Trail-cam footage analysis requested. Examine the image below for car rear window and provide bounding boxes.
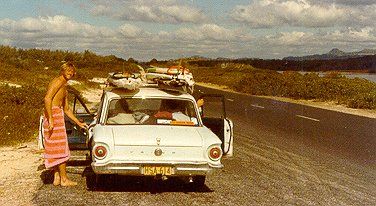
[105,98,199,126]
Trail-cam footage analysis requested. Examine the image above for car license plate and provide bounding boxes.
[143,166,173,176]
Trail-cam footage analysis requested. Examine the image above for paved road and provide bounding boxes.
[195,85,376,165]
[33,86,376,205]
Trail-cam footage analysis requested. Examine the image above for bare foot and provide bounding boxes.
[60,179,77,187]
[53,171,60,186]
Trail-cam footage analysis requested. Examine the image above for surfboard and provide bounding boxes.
[144,66,195,94]
[107,72,143,90]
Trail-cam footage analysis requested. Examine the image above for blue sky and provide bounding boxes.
[0,0,375,61]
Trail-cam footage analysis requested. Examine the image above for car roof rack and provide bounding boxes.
[105,65,195,94]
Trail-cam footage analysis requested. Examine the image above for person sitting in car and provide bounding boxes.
[107,99,136,124]
[107,98,150,124]
[154,99,190,121]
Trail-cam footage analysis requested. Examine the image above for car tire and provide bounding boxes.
[86,173,97,191]
[192,175,206,188]
[96,174,107,189]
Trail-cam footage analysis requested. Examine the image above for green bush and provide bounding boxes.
[348,91,376,109]
[0,85,45,145]
[0,46,128,146]
[1,47,375,147]
[191,63,376,110]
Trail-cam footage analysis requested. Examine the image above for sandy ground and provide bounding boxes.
[0,141,43,205]
[1,81,375,205]
[81,88,102,109]
[0,86,103,205]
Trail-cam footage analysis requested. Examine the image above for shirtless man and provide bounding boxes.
[44,62,87,186]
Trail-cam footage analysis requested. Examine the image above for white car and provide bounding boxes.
[39,85,234,188]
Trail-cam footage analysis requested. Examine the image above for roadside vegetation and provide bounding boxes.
[0,46,129,146]
[189,63,376,110]
[1,46,375,146]
[0,85,44,145]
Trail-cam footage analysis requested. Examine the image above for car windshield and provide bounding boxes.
[105,97,199,126]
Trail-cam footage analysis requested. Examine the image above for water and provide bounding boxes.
[345,73,376,83]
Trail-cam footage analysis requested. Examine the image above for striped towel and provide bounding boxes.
[43,106,70,169]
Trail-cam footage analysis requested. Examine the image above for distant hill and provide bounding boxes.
[283,48,376,61]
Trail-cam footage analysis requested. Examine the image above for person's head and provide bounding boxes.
[60,62,76,80]
[161,99,182,112]
[119,98,131,113]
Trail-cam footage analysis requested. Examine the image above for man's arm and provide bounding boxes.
[197,98,204,108]
[63,94,88,129]
[44,78,64,130]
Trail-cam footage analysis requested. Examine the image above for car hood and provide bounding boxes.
[111,125,203,147]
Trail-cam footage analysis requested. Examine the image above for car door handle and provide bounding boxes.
[73,126,88,136]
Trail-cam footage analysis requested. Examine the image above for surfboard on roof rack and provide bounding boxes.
[106,63,195,94]
[145,65,195,94]
[106,72,144,90]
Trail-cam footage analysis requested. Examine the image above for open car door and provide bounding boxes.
[65,87,95,150]
[199,94,233,157]
[38,87,95,150]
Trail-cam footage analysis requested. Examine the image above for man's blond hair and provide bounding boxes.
[60,62,76,74]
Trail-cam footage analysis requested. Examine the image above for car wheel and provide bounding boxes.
[192,175,206,188]
[96,174,107,189]
[86,173,97,191]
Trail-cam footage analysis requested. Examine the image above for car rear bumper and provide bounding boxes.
[92,161,223,176]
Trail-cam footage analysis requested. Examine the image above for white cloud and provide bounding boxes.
[230,0,375,28]
[1,15,375,60]
[175,27,204,41]
[265,31,313,46]
[0,15,246,60]
[157,5,206,23]
[89,0,208,24]
[0,15,122,54]
[119,24,144,38]
[90,4,112,16]
[175,24,252,41]
[264,28,376,46]
[256,28,376,58]
[322,27,376,43]
[312,0,376,6]
[0,15,116,39]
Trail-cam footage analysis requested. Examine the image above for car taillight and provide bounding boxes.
[94,146,107,159]
[208,146,222,161]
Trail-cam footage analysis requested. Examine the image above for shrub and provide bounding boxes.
[0,85,45,145]
[0,46,130,146]
[191,63,376,110]
[347,92,376,109]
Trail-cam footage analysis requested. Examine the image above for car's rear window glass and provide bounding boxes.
[105,98,199,126]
